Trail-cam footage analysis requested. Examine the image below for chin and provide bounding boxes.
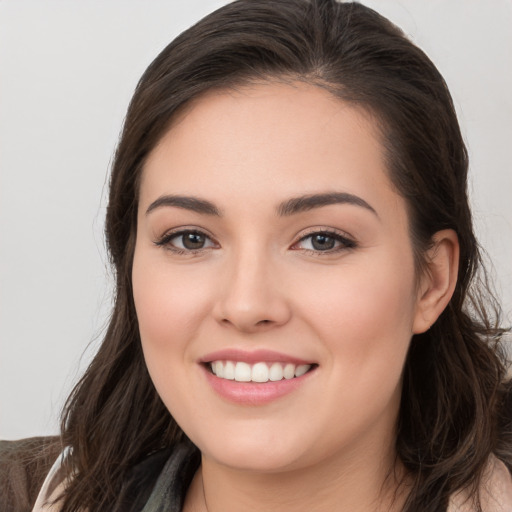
[193,428,309,473]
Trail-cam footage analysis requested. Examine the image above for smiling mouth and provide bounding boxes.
[208,361,315,383]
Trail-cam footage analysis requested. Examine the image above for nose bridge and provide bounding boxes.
[216,240,290,331]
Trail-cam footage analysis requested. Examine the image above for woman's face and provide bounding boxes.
[133,82,425,473]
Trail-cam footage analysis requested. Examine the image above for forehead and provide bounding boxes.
[140,82,401,217]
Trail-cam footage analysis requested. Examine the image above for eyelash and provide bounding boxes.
[154,228,357,256]
[292,229,357,255]
[154,229,217,256]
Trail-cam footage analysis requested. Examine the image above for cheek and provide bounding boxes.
[300,260,417,445]
[131,249,218,423]
[295,252,417,380]
[132,249,213,365]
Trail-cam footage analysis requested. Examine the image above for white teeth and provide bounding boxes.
[269,362,284,381]
[212,361,223,377]
[209,361,312,383]
[283,363,295,380]
[251,362,269,382]
[234,362,252,382]
[224,361,235,380]
[295,364,310,377]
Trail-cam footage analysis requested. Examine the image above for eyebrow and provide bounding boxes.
[145,191,377,218]
[146,195,221,216]
[277,192,378,217]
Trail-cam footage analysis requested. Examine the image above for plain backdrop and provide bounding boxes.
[1,0,511,440]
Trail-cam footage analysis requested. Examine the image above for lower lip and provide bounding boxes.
[202,365,315,405]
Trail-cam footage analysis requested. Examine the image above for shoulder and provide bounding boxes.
[0,436,61,512]
[449,456,512,512]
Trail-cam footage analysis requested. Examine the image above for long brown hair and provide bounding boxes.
[59,1,511,510]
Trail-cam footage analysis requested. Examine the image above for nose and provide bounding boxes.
[213,249,292,333]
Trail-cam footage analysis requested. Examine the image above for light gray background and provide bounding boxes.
[1,0,511,440]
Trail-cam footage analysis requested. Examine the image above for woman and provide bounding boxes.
[2,0,511,511]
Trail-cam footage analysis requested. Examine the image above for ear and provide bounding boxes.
[412,229,460,334]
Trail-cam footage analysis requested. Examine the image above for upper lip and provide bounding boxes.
[199,349,314,365]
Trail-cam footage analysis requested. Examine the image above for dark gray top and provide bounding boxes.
[113,442,200,512]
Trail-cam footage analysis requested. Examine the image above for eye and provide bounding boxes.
[155,229,217,253]
[292,230,356,253]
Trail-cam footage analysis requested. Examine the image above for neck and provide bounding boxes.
[187,440,408,512]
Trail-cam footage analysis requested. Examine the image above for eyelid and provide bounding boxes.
[153,225,356,255]
[153,227,218,254]
[291,227,357,253]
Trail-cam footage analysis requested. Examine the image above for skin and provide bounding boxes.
[132,82,458,512]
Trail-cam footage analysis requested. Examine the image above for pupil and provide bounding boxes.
[312,234,335,250]
[183,232,205,249]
